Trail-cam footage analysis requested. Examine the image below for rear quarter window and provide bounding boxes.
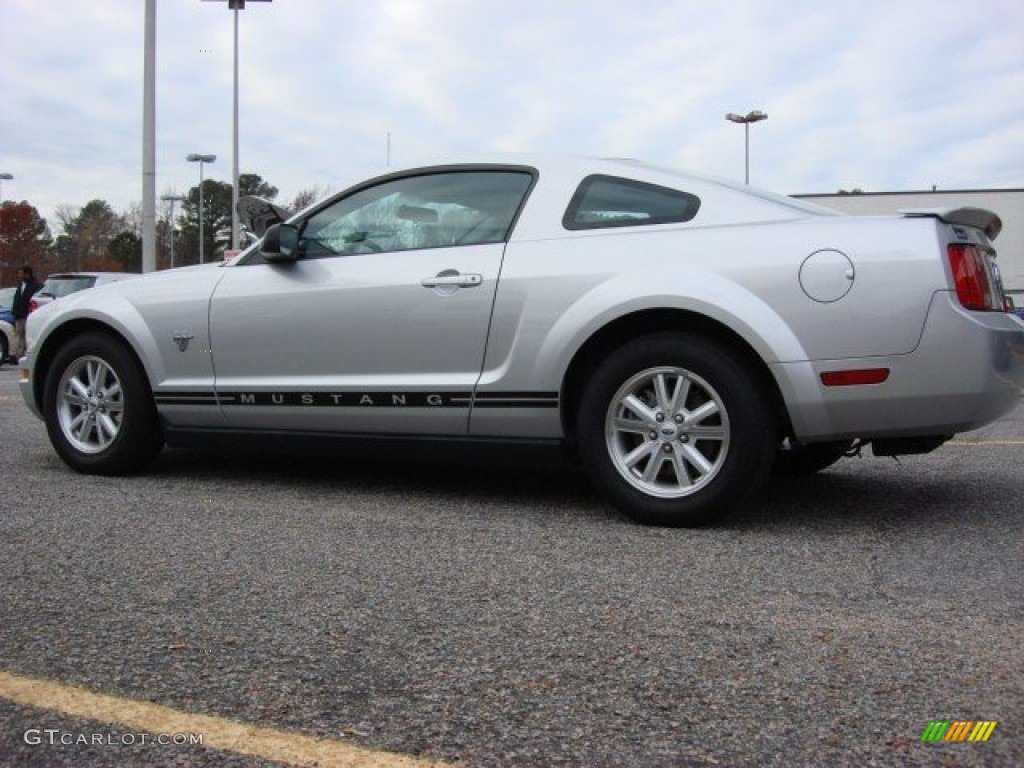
[563,175,700,230]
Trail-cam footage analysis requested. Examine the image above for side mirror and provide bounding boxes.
[261,223,300,263]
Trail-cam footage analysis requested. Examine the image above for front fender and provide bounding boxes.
[26,266,227,400]
[31,299,169,387]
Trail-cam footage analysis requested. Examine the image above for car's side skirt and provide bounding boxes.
[162,426,573,469]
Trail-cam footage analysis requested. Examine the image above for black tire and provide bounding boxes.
[576,332,777,526]
[772,440,853,476]
[0,331,8,363]
[43,332,163,475]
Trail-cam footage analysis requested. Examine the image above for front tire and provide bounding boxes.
[577,333,777,526]
[44,332,163,475]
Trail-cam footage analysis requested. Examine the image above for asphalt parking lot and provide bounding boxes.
[0,364,1021,767]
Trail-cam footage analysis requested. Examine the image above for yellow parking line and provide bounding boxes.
[0,670,450,768]
[948,440,1024,446]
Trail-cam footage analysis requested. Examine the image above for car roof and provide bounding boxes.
[337,153,839,218]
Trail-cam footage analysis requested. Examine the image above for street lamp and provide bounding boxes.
[202,0,272,252]
[187,154,216,263]
[160,194,186,269]
[0,173,12,201]
[725,110,768,184]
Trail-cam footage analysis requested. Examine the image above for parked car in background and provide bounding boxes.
[1007,289,1024,321]
[18,156,1024,526]
[1,287,17,362]
[29,272,139,313]
[0,286,15,322]
[0,319,12,363]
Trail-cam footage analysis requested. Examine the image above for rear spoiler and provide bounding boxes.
[900,207,1002,240]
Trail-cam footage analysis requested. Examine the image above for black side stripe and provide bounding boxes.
[472,392,559,408]
[153,393,219,405]
[154,390,559,408]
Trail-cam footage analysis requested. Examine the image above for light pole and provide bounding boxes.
[0,173,12,201]
[160,194,186,269]
[142,0,156,273]
[187,154,216,263]
[725,110,768,184]
[202,0,272,252]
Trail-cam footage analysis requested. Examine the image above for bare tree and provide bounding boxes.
[54,204,80,236]
[120,200,143,236]
[288,184,333,213]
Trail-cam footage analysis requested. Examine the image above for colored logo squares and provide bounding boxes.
[921,721,997,742]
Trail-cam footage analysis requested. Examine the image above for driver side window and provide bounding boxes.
[299,170,534,258]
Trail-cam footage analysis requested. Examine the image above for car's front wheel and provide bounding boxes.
[43,332,163,475]
[577,333,777,526]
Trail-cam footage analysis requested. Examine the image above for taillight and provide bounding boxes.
[28,298,38,313]
[821,368,890,387]
[947,244,995,310]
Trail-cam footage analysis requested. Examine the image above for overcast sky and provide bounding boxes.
[2,0,1023,232]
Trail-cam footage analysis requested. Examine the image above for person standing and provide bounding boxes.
[10,265,43,364]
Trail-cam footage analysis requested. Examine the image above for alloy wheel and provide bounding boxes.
[56,355,125,454]
[604,366,730,498]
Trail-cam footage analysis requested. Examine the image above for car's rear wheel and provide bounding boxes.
[577,333,777,526]
[44,332,163,474]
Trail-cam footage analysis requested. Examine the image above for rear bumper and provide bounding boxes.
[776,292,1024,442]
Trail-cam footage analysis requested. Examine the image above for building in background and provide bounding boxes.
[795,188,1024,290]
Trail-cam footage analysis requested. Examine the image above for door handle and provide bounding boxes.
[420,271,483,288]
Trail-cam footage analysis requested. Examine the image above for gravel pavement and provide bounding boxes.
[0,364,1021,767]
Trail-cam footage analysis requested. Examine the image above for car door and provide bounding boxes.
[209,168,535,435]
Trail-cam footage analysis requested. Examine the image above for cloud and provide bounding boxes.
[1,0,1022,230]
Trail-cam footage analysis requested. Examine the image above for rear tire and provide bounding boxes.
[43,332,163,475]
[577,333,777,526]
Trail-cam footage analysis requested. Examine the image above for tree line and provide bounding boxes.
[0,175,331,286]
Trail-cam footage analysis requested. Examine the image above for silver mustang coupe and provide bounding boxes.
[19,156,1024,525]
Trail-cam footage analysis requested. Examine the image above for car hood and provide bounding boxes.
[44,261,222,304]
[27,262,229,342]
